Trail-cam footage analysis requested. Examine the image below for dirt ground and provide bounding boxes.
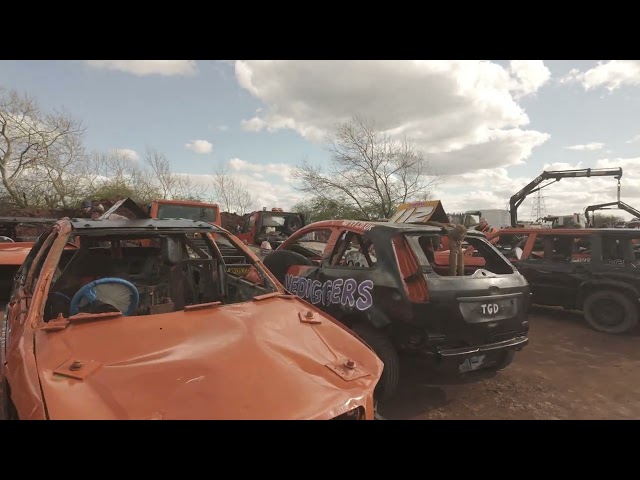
[378,306,640,420]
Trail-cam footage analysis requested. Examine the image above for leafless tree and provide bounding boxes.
[84,150,162,204]
[144,146,206,200]
[0,87,85,208]
[293,116,442,219]
[235,187,253,215]
[212,161,254,214]
[42,131,89,208]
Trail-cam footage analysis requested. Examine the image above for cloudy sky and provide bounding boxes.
[1,60,639,220]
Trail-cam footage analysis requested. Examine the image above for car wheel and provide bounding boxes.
[583,290,639,334]
[351,323,400,403]
[262,250,313,285]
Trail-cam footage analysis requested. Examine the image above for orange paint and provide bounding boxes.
[2,218,383,420]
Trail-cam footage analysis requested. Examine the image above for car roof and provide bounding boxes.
[299,219,486,237]
[489,227,640,236]
[62,217,221,234]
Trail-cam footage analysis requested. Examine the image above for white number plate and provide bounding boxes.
[480,303,500,315]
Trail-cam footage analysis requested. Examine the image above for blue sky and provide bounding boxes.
[1,60,639,219]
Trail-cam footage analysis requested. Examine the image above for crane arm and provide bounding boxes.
[584,201,640,226]
[509,167,623,227]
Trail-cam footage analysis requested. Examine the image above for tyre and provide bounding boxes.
[351,323,400,402]
[583,290,639,334]
[262,250,313,285]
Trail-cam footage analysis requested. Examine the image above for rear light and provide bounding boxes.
[391,235,429,303]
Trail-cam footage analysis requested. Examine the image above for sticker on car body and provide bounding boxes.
[284,274,374,310]
[340,220,375,231]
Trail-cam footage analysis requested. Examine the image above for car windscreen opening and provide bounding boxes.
[42,230,277,322]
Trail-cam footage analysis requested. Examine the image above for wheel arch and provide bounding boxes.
[578,280,640,309]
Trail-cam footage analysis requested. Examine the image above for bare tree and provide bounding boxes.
[293,116,442,219]
[144,146,206,200]
[235,187,253,215]
[41,131,88,208]
[0,87,85,208]
[84,151,162,204]
[212,161,254,214]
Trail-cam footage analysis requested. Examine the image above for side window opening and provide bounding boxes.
[542,235,591,263]
[601,235,637,264]
[528,234,545,260]
[3,229,52,302]
[494,233,529,261]
[329,231,376,268]
[287,228,332,262]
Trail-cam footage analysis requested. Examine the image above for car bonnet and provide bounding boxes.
[31,296,382,420]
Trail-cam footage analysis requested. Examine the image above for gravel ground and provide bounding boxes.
[378,306,640,420]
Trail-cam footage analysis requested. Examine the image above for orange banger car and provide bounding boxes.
[0,216,383,420]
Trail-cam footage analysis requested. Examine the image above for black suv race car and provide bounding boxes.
[487,227,640,334]
[264,219,530,400]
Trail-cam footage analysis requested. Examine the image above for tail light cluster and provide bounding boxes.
[391,235,429,303]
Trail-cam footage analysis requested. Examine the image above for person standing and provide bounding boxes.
[475,217,496,235]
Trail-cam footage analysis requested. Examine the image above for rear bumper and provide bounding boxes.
[437,335,528,358]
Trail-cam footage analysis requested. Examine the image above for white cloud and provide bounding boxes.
[185,140,213,154]
[176,158,305,211]
[111,148,140,160]
[560,61,640,92]
[234,60,551,175]
[508,60,552,98]
[559,68,582,85]
[217,125,229,132]
[626,134,640,144]
[228,157,294,183]
[85,60,197,77]
[565,142,605,151]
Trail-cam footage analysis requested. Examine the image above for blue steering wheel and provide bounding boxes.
[70,277,139,316]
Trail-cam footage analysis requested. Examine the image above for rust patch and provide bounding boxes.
[53,358,102,380]
[326,360,370,381]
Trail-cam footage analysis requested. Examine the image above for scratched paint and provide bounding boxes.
[284,274,374,310]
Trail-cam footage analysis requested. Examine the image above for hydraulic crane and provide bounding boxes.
[509,167,623,228]
[584,201,640,227]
